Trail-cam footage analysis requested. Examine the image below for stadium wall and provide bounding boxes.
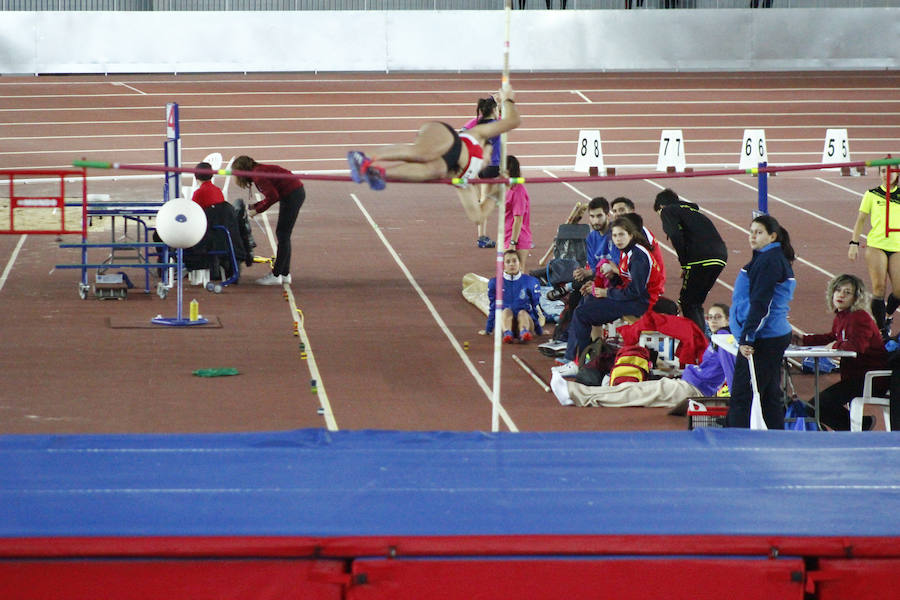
[0,8,898,74]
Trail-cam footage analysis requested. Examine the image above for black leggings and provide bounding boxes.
[272,187,305,277]
[680,262,725,335]
[814,377,887,431]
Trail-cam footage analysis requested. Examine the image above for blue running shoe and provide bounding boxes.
[365,165,387,191]
[347,151,368,184]
[476,235,496,249]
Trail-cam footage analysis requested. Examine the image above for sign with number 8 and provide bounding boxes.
[574,129,604,173]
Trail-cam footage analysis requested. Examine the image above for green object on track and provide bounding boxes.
[192,368,240,377]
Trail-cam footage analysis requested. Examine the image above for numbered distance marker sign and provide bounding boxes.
[656,129,686,172]
[739,129,768,169]
[821,128,851,165]
[166,102,179,141]
[574,129,604,173]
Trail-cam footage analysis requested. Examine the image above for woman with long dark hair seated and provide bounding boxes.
[553,216,664,379]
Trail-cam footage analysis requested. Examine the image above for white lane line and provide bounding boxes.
[16,133,885,146]
[4,88,897,103]
[1,75,893,89]
[258,212,338,431]
[540,169,595,200]
[0,73,891,87]
[3,119,894,132]
[111,82,146,95]
[0,235,27,293]
[815,176,868,196]
[728,177,862,240]
[350,193,519,433]
[572,90,592,103]
[3,103,899,115]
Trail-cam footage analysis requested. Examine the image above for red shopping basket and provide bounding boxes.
[687,400,728,430]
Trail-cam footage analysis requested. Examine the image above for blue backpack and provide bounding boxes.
[784,399,818,431]
[800,356,838,374]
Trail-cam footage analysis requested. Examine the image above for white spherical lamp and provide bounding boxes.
[155,198,207,248]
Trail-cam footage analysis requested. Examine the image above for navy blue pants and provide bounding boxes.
[727,333,791,429]
[564,295,648,361]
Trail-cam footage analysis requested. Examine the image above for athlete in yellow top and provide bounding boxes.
[849,165,900,337]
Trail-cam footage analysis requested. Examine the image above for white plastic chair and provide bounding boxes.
[849,369,892,431]
[220,155,236,201]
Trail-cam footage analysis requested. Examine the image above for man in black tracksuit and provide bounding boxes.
[653,189,728,336]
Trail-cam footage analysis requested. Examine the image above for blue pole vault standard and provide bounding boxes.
[164,102,180,202]
[757,161,768,215]
[155,104,205,327]
[151,248,208,327]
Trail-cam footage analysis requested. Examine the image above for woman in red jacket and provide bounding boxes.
[232,155,305,286]
[795,273,887,430]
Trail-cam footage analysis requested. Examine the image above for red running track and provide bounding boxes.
[0,71,898,434]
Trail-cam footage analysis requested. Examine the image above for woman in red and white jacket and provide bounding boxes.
[554,216,664,377]
[794,273,887,430]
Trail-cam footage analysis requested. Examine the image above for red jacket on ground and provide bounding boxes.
[619,312,708,367]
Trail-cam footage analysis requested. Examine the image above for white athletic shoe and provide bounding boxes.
[551,361,579,379]
[255,273,282,286]
[281,274,292,284]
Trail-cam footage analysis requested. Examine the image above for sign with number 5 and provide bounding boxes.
[821,128,850,165]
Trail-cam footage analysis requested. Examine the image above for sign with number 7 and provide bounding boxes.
[657,129,686,172]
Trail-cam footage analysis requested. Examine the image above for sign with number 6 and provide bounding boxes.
[739,129,768,169]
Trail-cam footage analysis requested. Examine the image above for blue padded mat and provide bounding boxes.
[2,428,899,538]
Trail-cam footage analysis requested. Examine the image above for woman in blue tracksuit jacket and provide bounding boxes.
[728,214,797,428]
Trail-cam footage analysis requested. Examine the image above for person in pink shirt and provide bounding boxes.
[504,155,533,271]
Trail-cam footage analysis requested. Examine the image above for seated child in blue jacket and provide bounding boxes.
[482,249,544,343]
